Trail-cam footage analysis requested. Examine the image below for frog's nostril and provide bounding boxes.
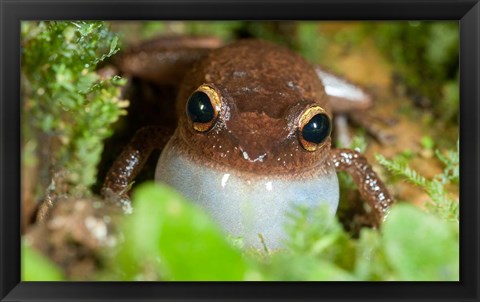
[239,147,267,163]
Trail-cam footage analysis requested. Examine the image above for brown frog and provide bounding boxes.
[103,38,393,249]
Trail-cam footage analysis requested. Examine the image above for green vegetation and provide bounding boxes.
[376,141,459,222]
[105,184,251,281]
[22,242,65,281]
[21,21,128,195]
[101,176,458,281]
[22,176,459,281]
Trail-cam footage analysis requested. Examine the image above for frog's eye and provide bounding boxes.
[298,106,331,151]
[186,84,221,132]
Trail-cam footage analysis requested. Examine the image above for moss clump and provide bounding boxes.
[22,21,128,195]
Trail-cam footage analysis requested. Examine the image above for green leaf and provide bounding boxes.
[119,183,250,281]
[421,135,435,150]
[382,204,459,280]
[264,254,356,281]
[109,36,119,55]
[22,242,64,281]
[310,260,357,281]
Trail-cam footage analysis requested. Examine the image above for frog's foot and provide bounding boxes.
[102,187,133,215]
[349,111,397,145]
[333,112,396,148]
[370,114,399,127]
[331,148,394,227]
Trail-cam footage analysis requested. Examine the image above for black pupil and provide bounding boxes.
[302,114,330,144]
[186,91,215,123]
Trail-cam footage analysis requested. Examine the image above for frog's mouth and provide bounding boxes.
[154,136,339,250]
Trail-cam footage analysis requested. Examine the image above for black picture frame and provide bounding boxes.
[1,0,479,301]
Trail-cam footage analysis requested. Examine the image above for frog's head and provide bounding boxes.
[175,39,333,175]
[156,40,339,248]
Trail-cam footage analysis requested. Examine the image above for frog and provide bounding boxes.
[102,37,394,249]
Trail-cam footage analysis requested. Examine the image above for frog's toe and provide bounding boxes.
[102,187,133,215]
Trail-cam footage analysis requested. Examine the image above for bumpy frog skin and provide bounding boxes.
[103,39,393,249]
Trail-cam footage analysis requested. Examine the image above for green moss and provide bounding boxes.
[22,21,128,194]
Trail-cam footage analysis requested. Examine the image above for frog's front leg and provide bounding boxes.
[331,148,394,226]
[102,126,173,202]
